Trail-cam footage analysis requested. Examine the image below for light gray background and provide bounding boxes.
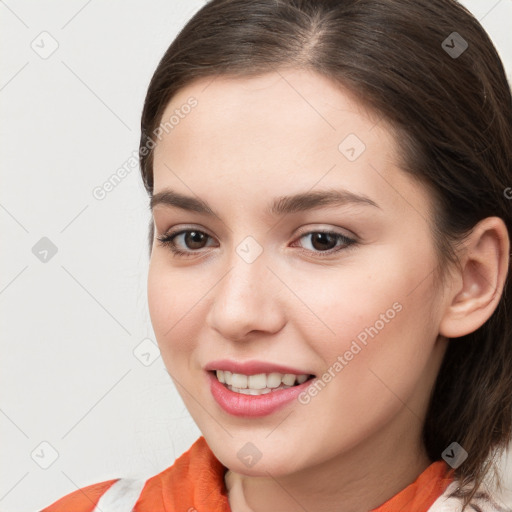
[1,1,511,511]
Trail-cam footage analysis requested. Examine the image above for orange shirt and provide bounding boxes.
[41,436,454,512]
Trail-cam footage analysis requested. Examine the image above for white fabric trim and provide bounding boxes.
[92,478,147,512]
[428,480,510,512]
[428,482,467,512]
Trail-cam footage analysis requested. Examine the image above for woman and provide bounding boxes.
[40,0,512,510]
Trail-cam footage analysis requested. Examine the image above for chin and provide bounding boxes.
[207,438,303,477]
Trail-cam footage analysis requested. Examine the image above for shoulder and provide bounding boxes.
[38,437,228,512]
[39,478,119,512]
[39,477,154,511]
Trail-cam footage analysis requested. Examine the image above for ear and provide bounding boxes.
[439,217,510,338]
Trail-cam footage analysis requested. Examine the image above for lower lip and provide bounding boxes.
[207,371,315,417]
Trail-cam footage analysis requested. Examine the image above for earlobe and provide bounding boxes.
[438,217,510,339]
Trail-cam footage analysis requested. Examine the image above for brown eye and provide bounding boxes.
[156,229,215,257]
[156,228,356,259]
[295,230,356,255]
[183,230,208,250]
[309,232,339,251]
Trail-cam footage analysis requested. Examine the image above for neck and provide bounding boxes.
[225,408,432,512]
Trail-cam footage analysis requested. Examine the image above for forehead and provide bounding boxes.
[154,69,393,170]
[151,69,431,220]
[157,69,383,147]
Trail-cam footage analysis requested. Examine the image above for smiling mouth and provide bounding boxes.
[209,370,316,395]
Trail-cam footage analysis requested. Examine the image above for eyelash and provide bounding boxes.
[155,228,357,259]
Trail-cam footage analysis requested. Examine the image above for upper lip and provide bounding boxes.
[204,359,315,376]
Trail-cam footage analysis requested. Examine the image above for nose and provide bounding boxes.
[205,247,286,342]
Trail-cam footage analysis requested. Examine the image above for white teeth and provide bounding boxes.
[215,370,311,392]
[248,374,267,390]
[266,372,283,388]
[231,373,248,388]
[297,374,308,384]
[282,373,297,386]
[229,385,290,395]
[232,387,272,395]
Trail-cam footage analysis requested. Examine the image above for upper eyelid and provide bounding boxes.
[161,224,356,239]
[161,226,357,248]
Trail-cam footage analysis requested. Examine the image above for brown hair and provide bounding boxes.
[139,0,512,508]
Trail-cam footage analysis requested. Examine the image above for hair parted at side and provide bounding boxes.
[139,0,512,508]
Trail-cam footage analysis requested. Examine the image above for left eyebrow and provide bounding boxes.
[150,188,380,217]
[268,189,380,216]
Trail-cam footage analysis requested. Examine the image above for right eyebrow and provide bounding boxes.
[150,187,380,218]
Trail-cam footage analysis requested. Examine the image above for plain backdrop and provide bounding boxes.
[1,1,511,510]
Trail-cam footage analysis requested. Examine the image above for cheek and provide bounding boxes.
[298,251,440,426]
[297,242,438,370]
[286,258,410,357]
[304,237,439,351]
[147,259,203,368]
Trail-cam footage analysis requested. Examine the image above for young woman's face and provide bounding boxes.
[148,69,450,476]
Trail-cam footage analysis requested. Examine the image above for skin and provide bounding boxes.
[147,68,509,512]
